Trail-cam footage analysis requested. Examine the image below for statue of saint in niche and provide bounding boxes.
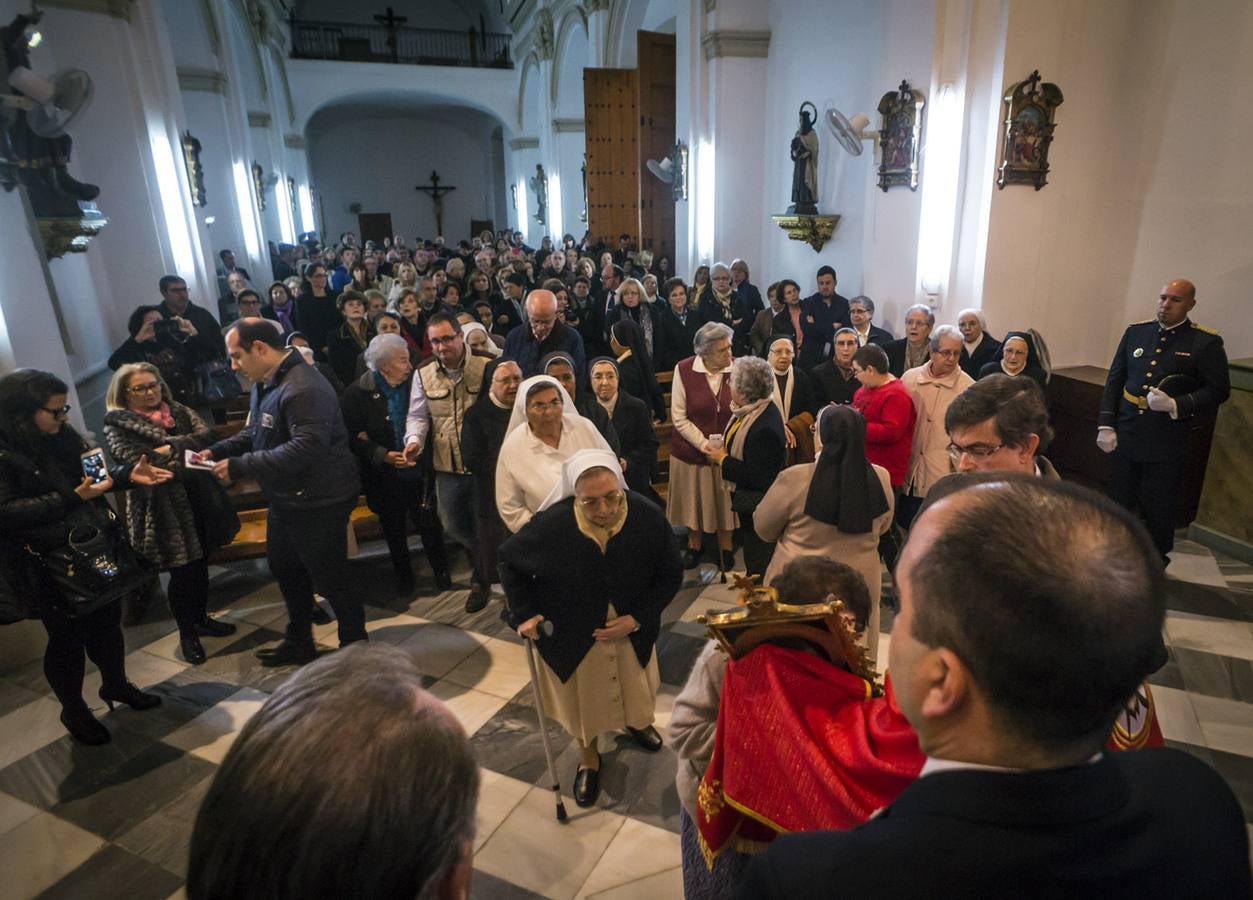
[530,163,547,226]
[788,101,819,215]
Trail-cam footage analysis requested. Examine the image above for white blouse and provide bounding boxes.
[495,416,612,532]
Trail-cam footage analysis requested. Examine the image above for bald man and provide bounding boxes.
[503,288,587,377]
[1098,279,1230,563]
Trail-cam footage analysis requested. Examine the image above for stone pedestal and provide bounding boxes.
[1191,358,1253,562]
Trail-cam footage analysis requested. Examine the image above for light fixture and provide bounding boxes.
[696,138,715,261]
[204,215,216,225]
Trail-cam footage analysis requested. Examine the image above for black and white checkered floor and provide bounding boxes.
[1,535,1250,899]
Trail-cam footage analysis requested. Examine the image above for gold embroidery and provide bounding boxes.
[697,777,725,820]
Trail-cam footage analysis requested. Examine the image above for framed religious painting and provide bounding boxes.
[997,70,1064,190]
[251,161,266,210]
[181,131,206,206]
[876,80,924,191]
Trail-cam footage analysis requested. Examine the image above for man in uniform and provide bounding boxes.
[1098,278,1229,564]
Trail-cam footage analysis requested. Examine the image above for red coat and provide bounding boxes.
[852,379,916,487]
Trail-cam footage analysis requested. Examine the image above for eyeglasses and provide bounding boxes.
[127,382,161,395]
[429,335,459,345]
[946,441,1003,461]
[577,490,624,510]
[493,375,523,386]
[41,403,71,417]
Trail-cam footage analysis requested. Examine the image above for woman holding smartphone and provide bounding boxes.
[103,364,239,667]
[0,369,172,745]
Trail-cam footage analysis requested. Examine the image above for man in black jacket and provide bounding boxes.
[198,319,366,665]
[738,477,1249,898]
[157,275,225,362]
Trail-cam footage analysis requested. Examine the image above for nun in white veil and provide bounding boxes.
[495,375,613,533]
[497,448,685,807]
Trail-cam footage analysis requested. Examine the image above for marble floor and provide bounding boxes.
[0,534,1250,899]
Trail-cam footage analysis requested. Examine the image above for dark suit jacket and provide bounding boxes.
[737,748,1250,899]
[960,333,1003,379]
[863,324,894,346]
[607,391,660,499]
[720,404,787,505]
[655,306,702,373]
[883,337,929,378]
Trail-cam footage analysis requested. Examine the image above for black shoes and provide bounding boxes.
[720,550,737,572]
[180,634,207,665]
[625,725,664,753]
[194,617,237,638]
[574,763,601,808]
[61,706,110,745]
[681,549,701,569]
[256,640,317,668]
[465,584,490,614]
[99,682,162,712]
[434,570,454,592]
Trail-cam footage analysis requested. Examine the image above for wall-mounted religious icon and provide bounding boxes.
[181,131,206,206]
[876,80,925,192]
[530,163,547,225]
[788,101,819,215]
[997,70,1064,190]
[251,161,266,211]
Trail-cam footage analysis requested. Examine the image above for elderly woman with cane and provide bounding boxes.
[498,449,683,808]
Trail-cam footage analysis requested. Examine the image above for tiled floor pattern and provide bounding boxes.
[0,535,1250,898]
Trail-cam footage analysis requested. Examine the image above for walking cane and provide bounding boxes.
[710,456,729,584]
[522,619,568,822]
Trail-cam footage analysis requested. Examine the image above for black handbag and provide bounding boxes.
[196,358,242,404]
[26,503,154,618]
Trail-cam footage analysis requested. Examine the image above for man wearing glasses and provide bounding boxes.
[157,274,226,360]
[943,373,1058,478]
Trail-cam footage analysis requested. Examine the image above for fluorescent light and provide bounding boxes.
[547,172,562,241]
[696,139,716,262]
[916,84,963,299]
[204,216,216,225]
[232,161,261,261]
[149,129,196,277]
[517,175,529,233]
[298,184,315,233]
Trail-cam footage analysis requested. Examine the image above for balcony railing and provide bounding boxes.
[290,19,513,69]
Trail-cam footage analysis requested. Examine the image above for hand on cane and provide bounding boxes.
[517,614,545,640]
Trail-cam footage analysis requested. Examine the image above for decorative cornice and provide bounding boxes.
[701,30,771,60]
[177,67,228,94]
[509,137,540,151]
[284,134,305,150]
[38,0,134,21]
[552,118,585,133]
[247,111,272,128]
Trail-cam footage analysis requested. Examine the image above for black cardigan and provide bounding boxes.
[720,403,787,502]
[497,494,683,682]
[459,396,512,518]
[608,391,660,498]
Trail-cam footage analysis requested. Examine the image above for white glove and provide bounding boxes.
[1146,388,1177,417]
[1096,427,1118,454]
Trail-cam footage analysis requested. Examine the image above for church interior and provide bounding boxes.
[0,0,1250,897]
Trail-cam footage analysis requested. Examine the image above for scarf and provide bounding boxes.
[142,402,176,431]
[573,493,629,554]
[345,319,369,351]
[711,286,734,321]
[373,371,408,450]
[804,404,890,532]
[723,397,771,489]
[271,302,294,334]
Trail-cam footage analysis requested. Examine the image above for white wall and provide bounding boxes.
[307,107,507,241]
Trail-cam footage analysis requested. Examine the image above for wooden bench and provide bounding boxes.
[210,500,382,564]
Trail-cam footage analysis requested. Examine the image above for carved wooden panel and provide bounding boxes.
[584,67,640,248]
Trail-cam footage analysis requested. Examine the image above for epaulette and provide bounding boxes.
[1130,319,1155,326]
[1191,322,1220,335]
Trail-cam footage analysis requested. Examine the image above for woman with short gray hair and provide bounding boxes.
[702,355,787,577]
[697,262,748,355]
[340,334,451,594]
[668,321,737,569]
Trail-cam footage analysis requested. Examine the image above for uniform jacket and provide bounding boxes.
[1100,318,1230,461]
[208,349,360,509]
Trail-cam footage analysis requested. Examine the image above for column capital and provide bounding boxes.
[552,118,585,133]
[247,111,272,128]
[701,30,771,61]
[177,67,228,94]
[509,137,541,151]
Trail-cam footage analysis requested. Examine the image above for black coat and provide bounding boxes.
[326,321,373,387]
[960,334,1003,379]
[614,350,667,421]
[574,392,621,456]
[607,391,660,499]
[737,748,1251,899]
[883,338,929,378]
[340,371,429,515]
[654,306,701,374]
[771,308,827,370]
[734,281,764,315]
[295,291,340,356]
[697,292,751,355]
[721,404,787,506]
[863,324,895,346]
[158,299,225,362]
[208,350,360,510]
[460,395,512,518]
[809,360,859,406]
[498,493,683,682]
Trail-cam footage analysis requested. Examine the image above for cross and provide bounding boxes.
[373,6,408,62]
[415,170,456,236]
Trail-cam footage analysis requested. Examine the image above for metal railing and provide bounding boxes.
[290,19,513,69]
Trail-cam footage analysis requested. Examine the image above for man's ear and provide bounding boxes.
[918,648,971,721]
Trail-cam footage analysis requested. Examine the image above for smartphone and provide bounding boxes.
[80,448,109,485]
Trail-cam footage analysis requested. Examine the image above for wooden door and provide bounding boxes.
[470,218,495,239]
[357,212,393,246]
[637,31,676,259]
[584,68,639,249]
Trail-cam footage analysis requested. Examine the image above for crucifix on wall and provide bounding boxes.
[415,170,456,236]
[373,6,408,63]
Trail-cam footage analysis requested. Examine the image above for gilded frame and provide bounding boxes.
[181,131,206,207]
[997,70,1064,190]
[876,80,924,192]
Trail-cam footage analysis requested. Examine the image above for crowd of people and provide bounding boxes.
[0,218,1242,896]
